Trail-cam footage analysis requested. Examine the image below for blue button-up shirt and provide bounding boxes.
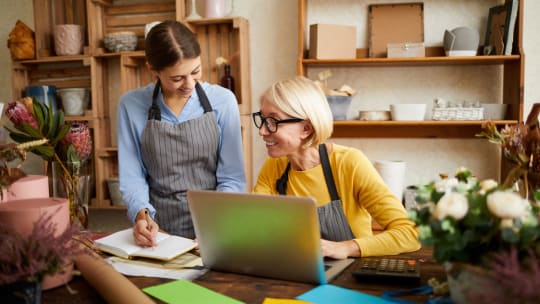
[117,82,246,223]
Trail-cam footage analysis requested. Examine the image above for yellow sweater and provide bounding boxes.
[253,143,420,257]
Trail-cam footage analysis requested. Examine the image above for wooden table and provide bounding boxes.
[42,247,446,303]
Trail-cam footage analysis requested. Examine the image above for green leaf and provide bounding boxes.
[46,109,60,139]
[534,189,540,202]
[8,131,34,143]
[66,145,81,168]
[51,124,70,146]
[46,101,56,138]
[501,227,520,243]
[32,99,46,133]
[20,122,42,139]
[31,145,55,160]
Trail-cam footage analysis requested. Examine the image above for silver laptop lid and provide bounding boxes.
[187,190,327,284]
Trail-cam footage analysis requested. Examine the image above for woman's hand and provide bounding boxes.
[321,239,361,259]
[133,209,159,247]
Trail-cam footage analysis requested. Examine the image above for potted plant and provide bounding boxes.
[409,167,540,303]
[0,140,89,303]
[0,211,88,304]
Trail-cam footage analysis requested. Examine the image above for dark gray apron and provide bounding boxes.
[276,144,355,241]
[141,81,218,238]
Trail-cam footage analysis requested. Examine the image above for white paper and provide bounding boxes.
[105,256,207,280]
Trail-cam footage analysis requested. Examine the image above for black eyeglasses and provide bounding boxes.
[252,111,304,133]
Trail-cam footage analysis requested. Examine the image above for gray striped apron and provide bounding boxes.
[276,144,355,241]
[141,82,218,238]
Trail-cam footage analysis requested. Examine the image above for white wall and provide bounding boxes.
[1,0,539,187]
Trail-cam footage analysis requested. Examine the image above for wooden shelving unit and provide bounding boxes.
[297,0,525,138]
[11,0,252,209]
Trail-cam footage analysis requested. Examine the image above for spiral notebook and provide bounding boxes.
[187,190,354,284]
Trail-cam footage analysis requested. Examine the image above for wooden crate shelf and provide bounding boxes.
[87,0,184,54]
[33,0,87,59]
[14,0,252,209]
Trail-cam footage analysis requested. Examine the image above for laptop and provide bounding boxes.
[187,190,354,284]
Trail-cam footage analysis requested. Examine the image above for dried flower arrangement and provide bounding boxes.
[476,104,540,197]
[0,210,89,285]
[3,97,92,227]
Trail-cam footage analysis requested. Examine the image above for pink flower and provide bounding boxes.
[61,121,92,162]
[5,101,38,130]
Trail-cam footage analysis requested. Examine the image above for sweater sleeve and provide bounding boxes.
[334,147,421,256]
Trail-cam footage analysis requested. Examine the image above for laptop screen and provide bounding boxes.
[187,190,330,284]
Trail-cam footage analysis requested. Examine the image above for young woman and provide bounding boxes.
[252,76,420,259]
[117,21,246,246]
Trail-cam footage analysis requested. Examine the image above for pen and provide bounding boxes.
[144,209,156,249]
[144,209,151,230]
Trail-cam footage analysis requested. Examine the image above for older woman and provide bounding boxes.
[252,76,420,259]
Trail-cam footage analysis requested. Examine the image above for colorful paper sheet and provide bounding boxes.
[142,279,244,304]
[263,298,312,304]
[296,284,394,304]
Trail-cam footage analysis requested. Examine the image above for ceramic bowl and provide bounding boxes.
[358,110,391,121]
[103,31,138,52]
[326,95,352,120]
[390,104,426,121]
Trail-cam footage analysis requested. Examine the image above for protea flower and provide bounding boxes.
[5,100,39,130]
[61,121,92,162]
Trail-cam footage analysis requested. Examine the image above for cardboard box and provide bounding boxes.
[309,24,356,59]
[368,3,424,58]
[387,42,425,58]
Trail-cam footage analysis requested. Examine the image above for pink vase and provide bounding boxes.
[54,24,83,56]
[0,195,73,290]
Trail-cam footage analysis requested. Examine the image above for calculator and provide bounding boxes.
[352,257,421,284]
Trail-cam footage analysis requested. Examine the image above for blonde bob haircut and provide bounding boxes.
[260,76,333,148]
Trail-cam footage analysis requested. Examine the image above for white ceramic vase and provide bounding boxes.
[58,88,89,115]
[204,0,232,18]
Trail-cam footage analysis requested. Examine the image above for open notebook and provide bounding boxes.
[187,190,354,284]
[94,228,197,261]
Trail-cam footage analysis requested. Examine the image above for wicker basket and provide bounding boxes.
[432,107,484,121]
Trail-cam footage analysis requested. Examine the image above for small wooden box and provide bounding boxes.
[387,42,425,58]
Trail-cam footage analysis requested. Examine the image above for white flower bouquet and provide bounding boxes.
[409,167,540,265]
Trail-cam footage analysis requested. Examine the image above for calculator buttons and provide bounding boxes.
[353,258,421,283]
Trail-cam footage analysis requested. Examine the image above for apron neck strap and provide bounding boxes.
[148,81,213,121]
[148,79,162,121]
[195,82,212,113]
[275,144,339,201]
[275,163,291,195]
[319,144,340,201]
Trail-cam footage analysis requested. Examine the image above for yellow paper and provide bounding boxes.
[262,298,312,304]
